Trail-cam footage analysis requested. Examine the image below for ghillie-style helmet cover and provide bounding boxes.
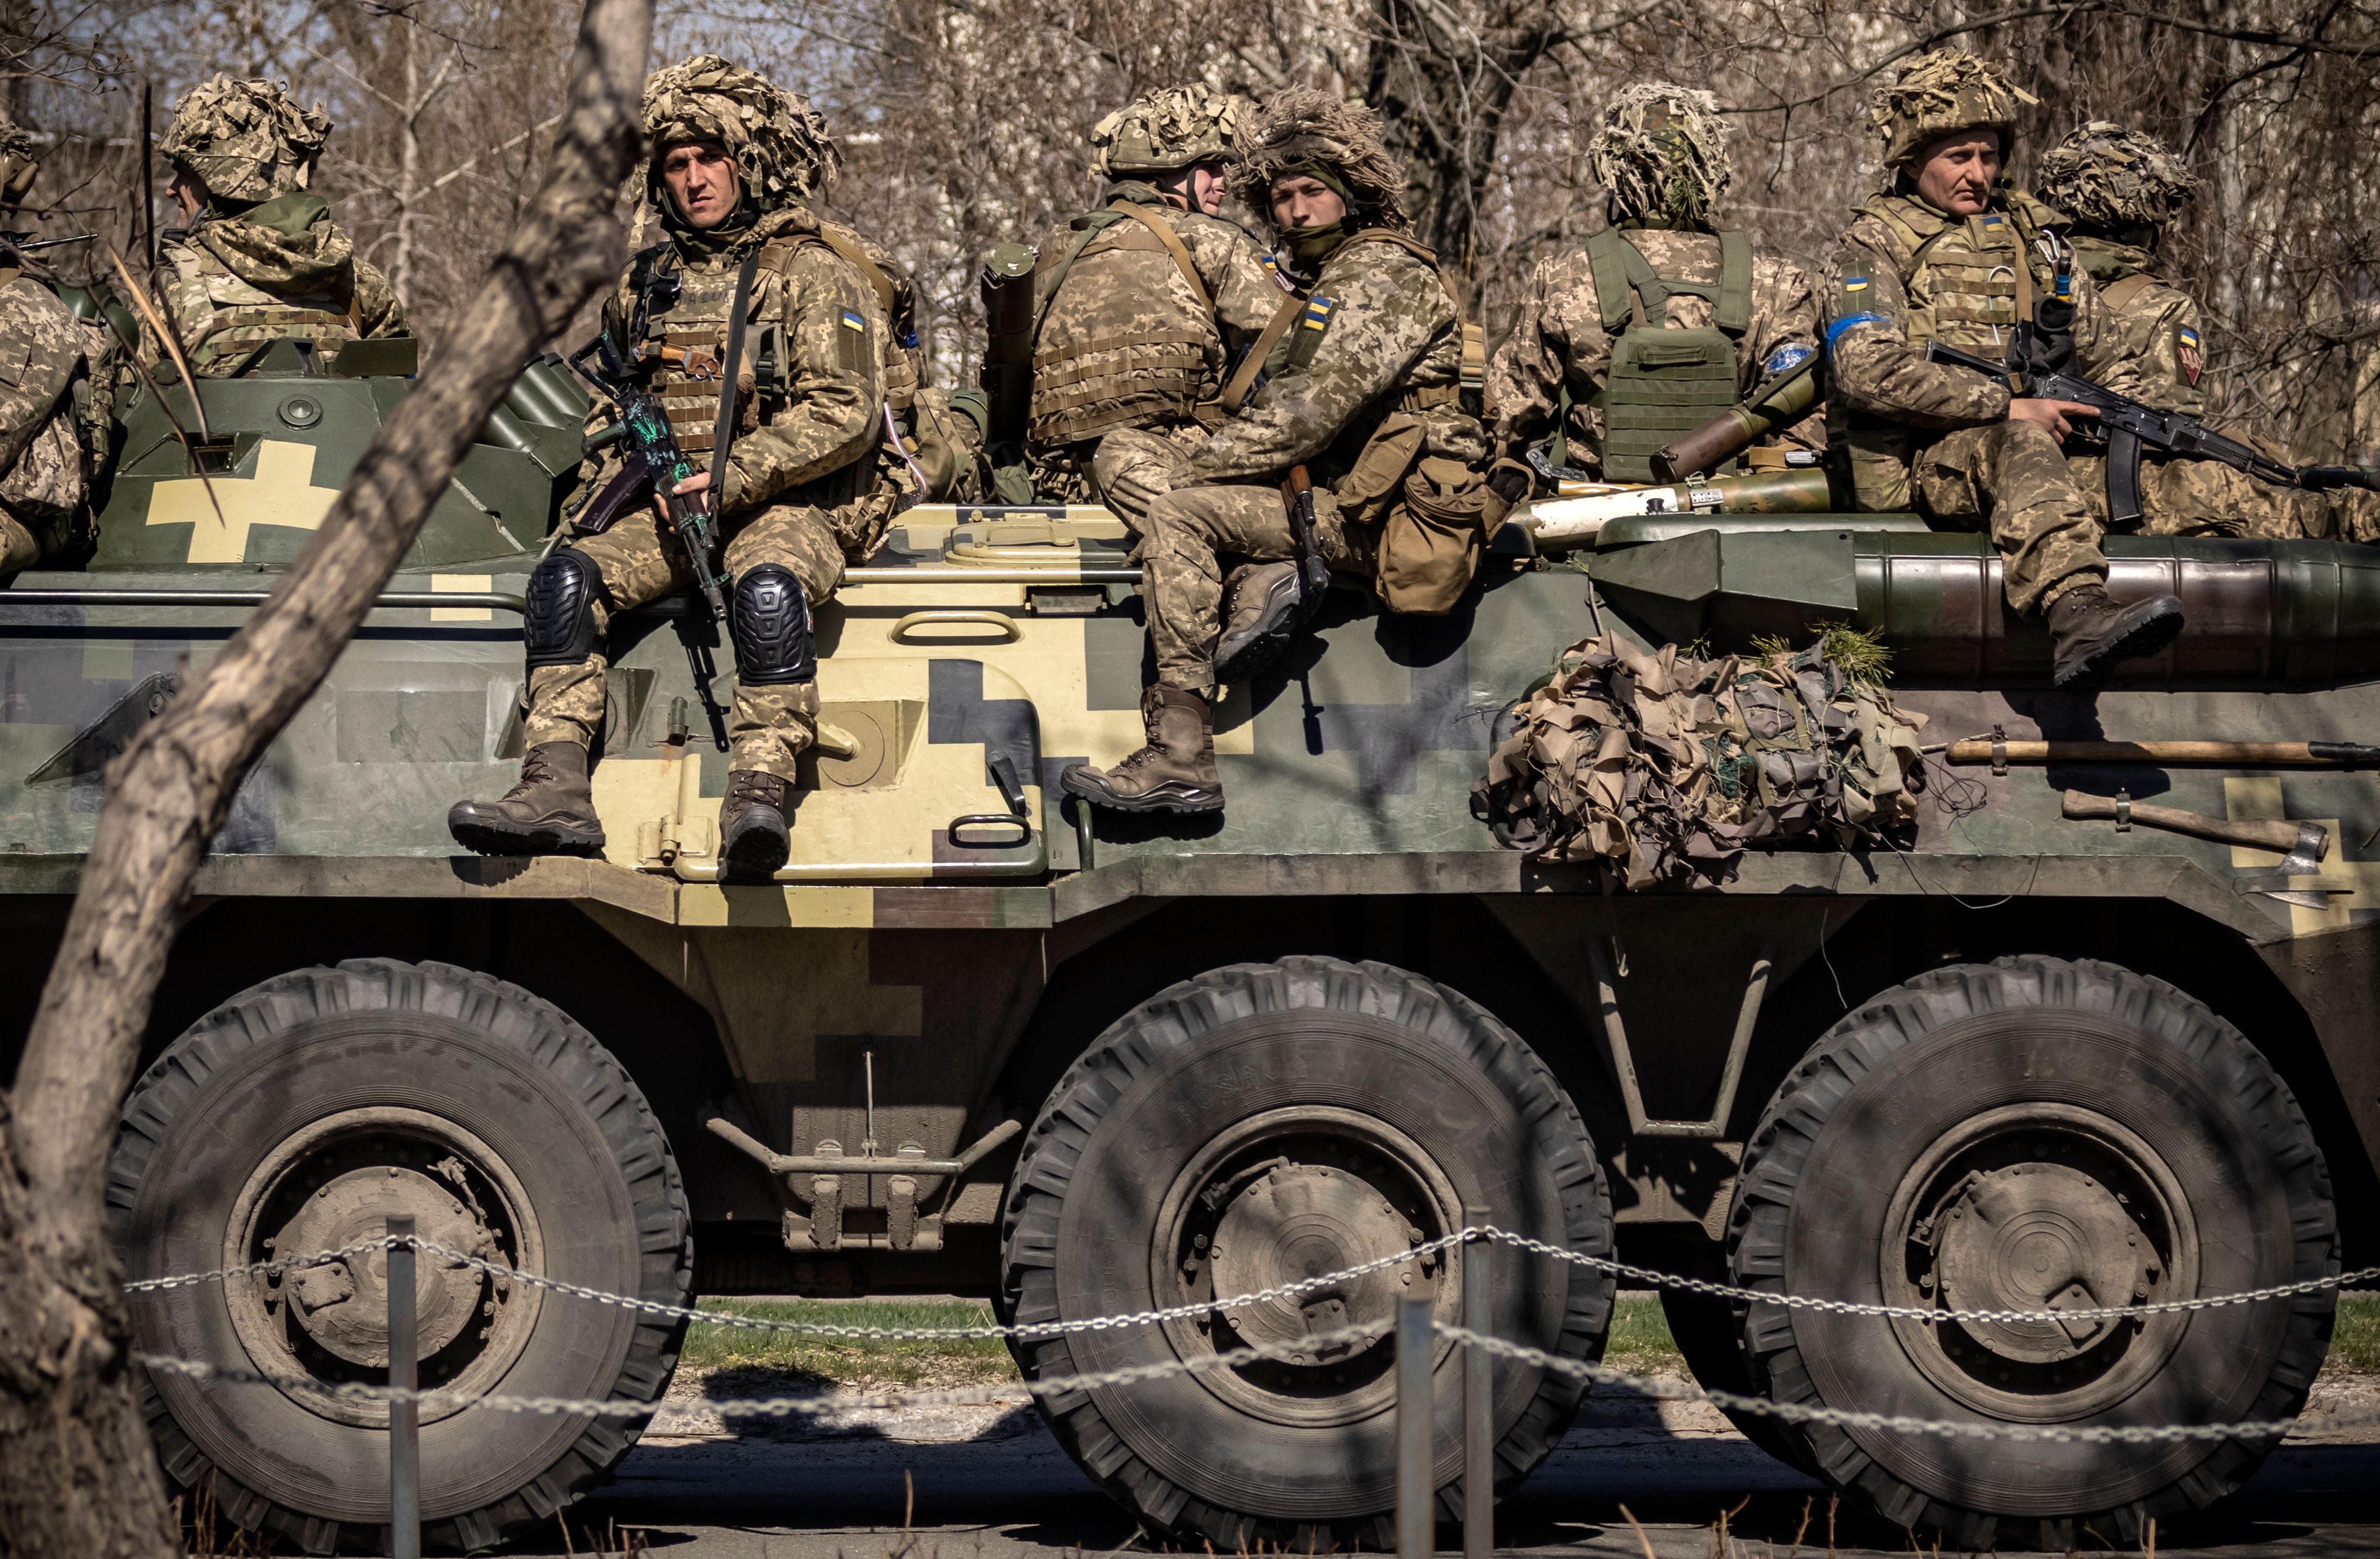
[161,77,331,204]
[1228,87,1410,232]
[2036,120,2198,231]
[1868,51,2038,168]
[642,55,841,208]
[1092,84,1253,177]
[0,111,39,208]
[1588,82,1732,226]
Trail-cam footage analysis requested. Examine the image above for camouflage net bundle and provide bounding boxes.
[1471,632,1929,887]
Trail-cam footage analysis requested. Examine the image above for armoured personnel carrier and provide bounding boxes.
[3,342,2372,1553]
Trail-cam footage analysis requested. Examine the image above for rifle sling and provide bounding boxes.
[708,247,763,506]
[1218,285,1309,414]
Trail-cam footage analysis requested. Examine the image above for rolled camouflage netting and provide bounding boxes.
[1092,84,1254,177]
[1228,87,1410,232]
[2037,120,2199,231]
[643,54,840,208]
[1470,632,1928,888]
[1588,83,1732,228]
[1867,51,2038,168]
[160,77,330,204]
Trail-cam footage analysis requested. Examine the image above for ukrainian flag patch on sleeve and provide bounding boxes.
[840,308,865,332]
[1302,296,1336,331]
[1843,275,1869,293]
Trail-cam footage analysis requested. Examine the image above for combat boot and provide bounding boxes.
[447,742,606,856]
[1062,686,1224,813]
[1212,560,1305,685]
[2047,582,2186,689]
[720,770,792,882]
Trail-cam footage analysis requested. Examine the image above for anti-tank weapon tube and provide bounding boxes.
[1650,344,1823,483]
[979,243,1037,454]
[1519,466,1833,552]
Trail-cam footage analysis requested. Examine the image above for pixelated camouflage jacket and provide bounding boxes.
[1824,188,2147,481]
[1025,182,1284,446]
[1185,232,1478,494]
[2068,234,2204,415]
[147,193,408,375]
[0,264,115,536]
[1486,225,1821,472]
[594,201,882,542]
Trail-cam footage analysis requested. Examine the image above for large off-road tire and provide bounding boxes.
[1000,956,1614,1551]
[111,960,692,1553]
[1728,955,2336,1550]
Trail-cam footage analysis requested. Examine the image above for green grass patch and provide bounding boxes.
[1603,1293,1683,1375]
[2327,1294,2380,1376]
[684,1299,1019,1391]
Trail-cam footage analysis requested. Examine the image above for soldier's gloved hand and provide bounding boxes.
[1480,458,1536,527]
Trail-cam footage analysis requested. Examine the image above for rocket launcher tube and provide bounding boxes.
[1650,346,1823,482]
[1517,466,1833,552]
[978,242,1038,454]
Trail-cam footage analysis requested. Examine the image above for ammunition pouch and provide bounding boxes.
[524,550,609,668]
[731,563,816,685]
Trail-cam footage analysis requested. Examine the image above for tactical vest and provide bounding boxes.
[1860,196,2050,353]
[1027,198,1218,445]
[166,242,366,375]
[1579,227,1751,482]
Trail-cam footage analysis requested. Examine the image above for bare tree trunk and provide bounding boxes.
[0,4,652,1555]
[396,13,422,302]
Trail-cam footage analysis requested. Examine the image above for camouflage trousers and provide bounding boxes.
[1142,482,1369,694]
[2069,451,2337,541]
[0,506,72,572]
[1090,423,1211,534]
[525,500,845,780]
[1910,420,2107,615]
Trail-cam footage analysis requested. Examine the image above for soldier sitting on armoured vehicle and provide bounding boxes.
[146,77,409,378]
[449,56,897,879]
[1025,85,1287,529]
[1488,83,1822,487]
[0,111,115,575]
[1062,89,1488,816]
[1824,52,2337,691]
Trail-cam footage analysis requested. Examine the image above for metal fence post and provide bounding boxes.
[1396,1293,1434,1559]
[1462,1210,1492,1559]
[387,1212,420,1559]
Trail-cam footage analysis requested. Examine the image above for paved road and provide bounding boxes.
[518,1378,2380,1558]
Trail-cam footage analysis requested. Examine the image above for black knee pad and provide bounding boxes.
[731,563,816,684]
[523,549,608,667]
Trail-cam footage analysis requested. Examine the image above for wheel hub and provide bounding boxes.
[270,1163,490,1367]
[1207,1163,1420,1362]
[1931,1163,2150,1362]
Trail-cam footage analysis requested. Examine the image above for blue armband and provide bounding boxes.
[1826,313,1892,354]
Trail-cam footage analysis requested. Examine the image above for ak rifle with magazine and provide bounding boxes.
[1925,333,2379,526]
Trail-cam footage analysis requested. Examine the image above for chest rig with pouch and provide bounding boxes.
[1028,197,1221,444]
[1570,227,1752,482]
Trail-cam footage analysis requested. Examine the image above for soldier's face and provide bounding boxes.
[1271,174,1347,231]
[1909,131,2005,216]
[1186,164,1227,216]
[661,140,742,230]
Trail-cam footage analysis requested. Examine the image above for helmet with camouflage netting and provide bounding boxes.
[1867,51,2039,168]
[161,77,330,204]
[1588,82,1733,227]
[2037,120,2198,232]
[643,55,841,208]
[1228,88,1410,232]
[1092,84,1254,177]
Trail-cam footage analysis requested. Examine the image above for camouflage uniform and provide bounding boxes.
[1,115,116,572]
[1489,85,1821,476]
[150,78,408,375]
[1027,87,1284,525]
[529,75,885,783]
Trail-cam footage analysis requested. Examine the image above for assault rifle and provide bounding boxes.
[1280,464,1330,618]
[566,331,731,623]
[1926,333,2380,526]
[0,232,96,254]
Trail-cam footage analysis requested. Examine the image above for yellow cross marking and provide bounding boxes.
[146,439,339,564]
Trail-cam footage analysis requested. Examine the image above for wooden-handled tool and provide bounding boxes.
[2060,791,2330,867]
[1951,739,2380,767]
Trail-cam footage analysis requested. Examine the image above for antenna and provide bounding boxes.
[137,78,154,272]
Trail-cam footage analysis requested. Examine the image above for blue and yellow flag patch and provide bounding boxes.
[839,308,866,332]
[1842,275,1870,293]
[1301,296,1336,331]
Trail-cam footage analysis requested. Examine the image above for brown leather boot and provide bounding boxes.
[2047,582,2186,689]
[1212,560,1306,685]
[447,742,606,856]
[719,770,792,882]
[1062,686,1224,813]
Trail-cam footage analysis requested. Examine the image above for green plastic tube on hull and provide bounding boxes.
[1519,465,1833,553]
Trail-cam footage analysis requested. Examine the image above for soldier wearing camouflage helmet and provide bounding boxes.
[1488,82,1824,487]
[1024,84,1285,527]
[1063,88,1486,815]
[150,77,408,376]
[450,56,914,879]
[2037,122,2207,411]
[0,110,118,573]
